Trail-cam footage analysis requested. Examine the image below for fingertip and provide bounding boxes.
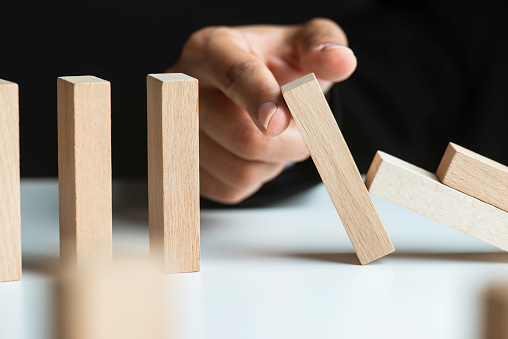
[303,44,357,82]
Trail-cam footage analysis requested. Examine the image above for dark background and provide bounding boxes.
[2,0,507,203]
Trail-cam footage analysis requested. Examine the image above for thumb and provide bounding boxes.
[293,18,357,82]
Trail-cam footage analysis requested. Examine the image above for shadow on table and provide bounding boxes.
[22,254,61,276]
[391,251,508,263]
[276,251,508,265]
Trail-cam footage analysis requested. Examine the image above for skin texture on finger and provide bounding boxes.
[199,87,309,163]
[200,131,287,189]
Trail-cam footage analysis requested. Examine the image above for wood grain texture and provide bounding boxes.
[437,142,508,212]
[281,73,394,265]
[366,151,508,251]
[57,76,112,267]
[147,73,200,273]
[0,79,21,282]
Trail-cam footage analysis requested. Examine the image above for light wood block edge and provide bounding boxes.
[436,142,508,213]
[0,79,22,282]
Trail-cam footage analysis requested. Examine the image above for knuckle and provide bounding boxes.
[232,126,270,160]
[221,60,259,94]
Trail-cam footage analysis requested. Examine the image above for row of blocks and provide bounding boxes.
[2,73,508,283]
[0,74,200,283]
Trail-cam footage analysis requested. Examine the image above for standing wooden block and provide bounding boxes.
[365,151,508,250]
[147,73,200,273]
[57,76,112,267]
[437,142,508,213]
[281,73,394,264]
[0,79,21,282]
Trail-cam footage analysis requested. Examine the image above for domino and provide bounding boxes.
[0,79,22,282]
[57,76,113,267]
[365,151,508,251]
[281,73,394,265]
[437,142,508,213]
[147,73,200,273]
[57,257,165,339]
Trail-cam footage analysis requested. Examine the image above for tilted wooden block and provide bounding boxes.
[57,76,112,267]
[365,151,508,250]
[147,73,200,273]
[437,142,508,213]
[281,73,394,264]
[0,79,22,282]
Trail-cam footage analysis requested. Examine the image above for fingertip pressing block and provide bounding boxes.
[57,76,113,268]
[366,151,508,251]
[437,142,508,213]
[147,73,200,273]
[281,73,394,264]
[0,79,22,282]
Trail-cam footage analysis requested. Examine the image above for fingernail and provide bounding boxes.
[258,102,278,130]
[319,43,354,54]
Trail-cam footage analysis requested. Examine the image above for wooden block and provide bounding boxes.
[483,283,508,339]
[57,257,165,339]
[437,142,508,213]
[57,76,112,267]
[147,73,200,273]
[281,73,394,264]
[365,151,508,250]
[0,79,22,282]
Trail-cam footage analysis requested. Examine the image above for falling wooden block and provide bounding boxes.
[281,73,394,264]
[0,79,21,282]
[437,142,508,213]
[56,257,165,339]
[57,76,112,267]
[365,151,508,250]
[147,73,200,273]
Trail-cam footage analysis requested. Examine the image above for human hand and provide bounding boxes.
[166,18,357,204]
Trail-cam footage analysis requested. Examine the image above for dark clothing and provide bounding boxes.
[2,1,507,207]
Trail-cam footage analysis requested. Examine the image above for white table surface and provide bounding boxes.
[1,178,507,339]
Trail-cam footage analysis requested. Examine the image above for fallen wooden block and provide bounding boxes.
[282,73,394,264]
[365,151,508,251]
[437,142,508,213]
[56,257,165,339]
[57,76,113,267]
[147,73,200,273]
[0,79,22,282]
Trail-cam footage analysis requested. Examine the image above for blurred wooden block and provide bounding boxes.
[147,73,200,273]
[483,283,508,339]
[57,76,112,267]
[0,79,22,282]
[57,257,165,339]
[282,73,394,264]
[437,142,508,213]
[366,151,508,250]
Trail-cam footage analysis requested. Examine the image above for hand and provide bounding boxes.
[166,18,357,204]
